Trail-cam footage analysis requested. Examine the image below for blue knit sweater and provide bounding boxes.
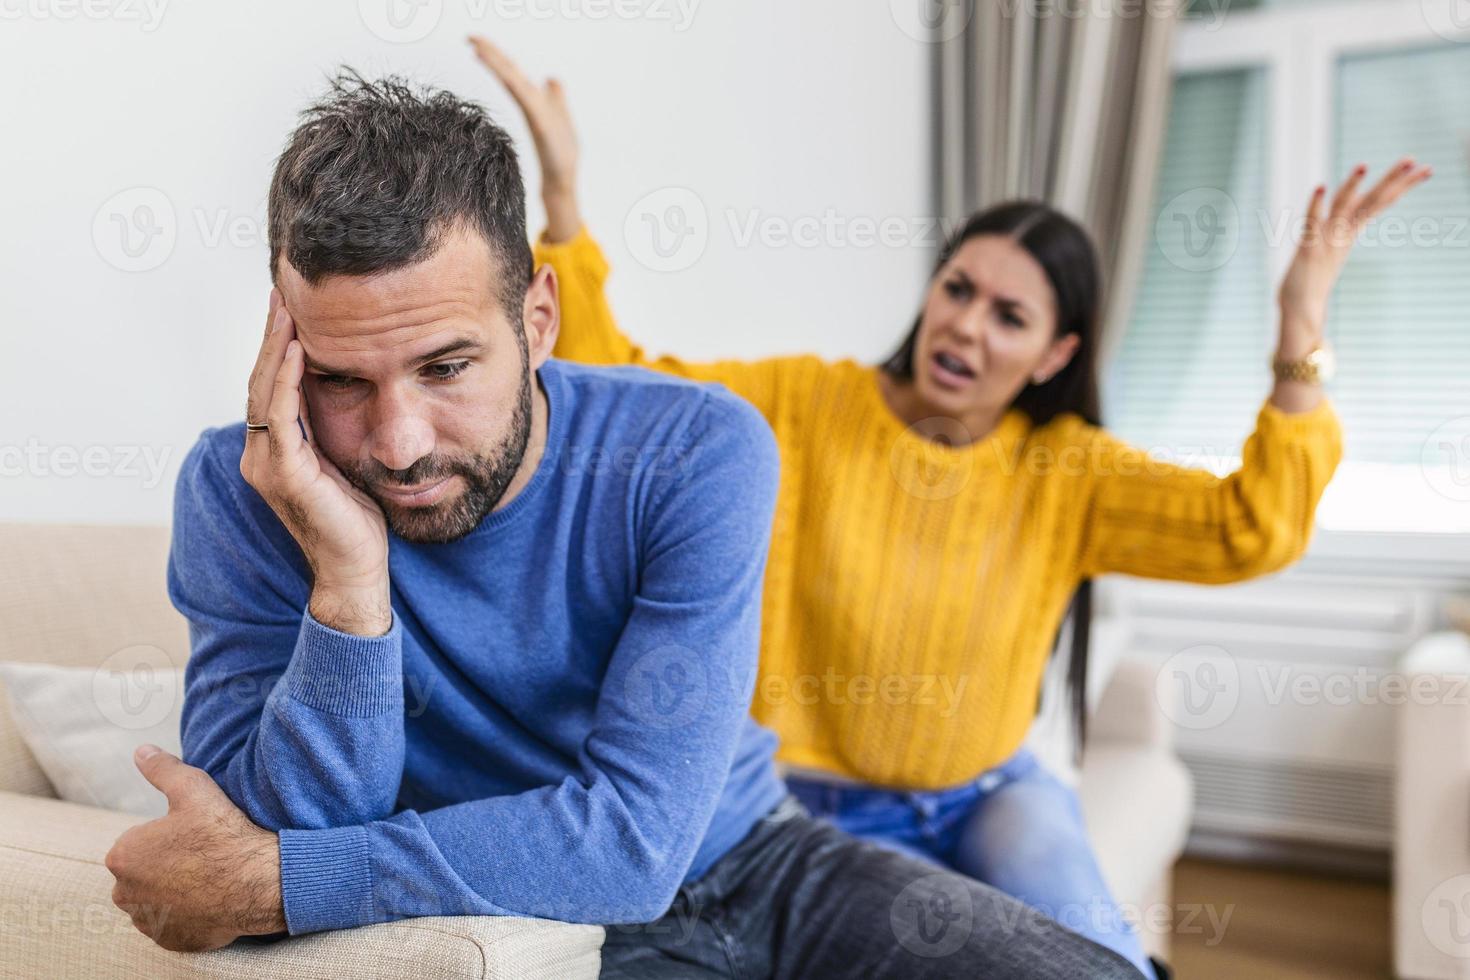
[167,358,785,934]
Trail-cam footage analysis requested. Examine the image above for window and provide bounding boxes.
[1106,68,1271,464]
[1331,43,1470,466]
[1105,2,1470,536]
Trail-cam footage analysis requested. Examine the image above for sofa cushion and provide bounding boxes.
[0,661,184,816]
[0,523,190,796]
[1078,744,1194,910]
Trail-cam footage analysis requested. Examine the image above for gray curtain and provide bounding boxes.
[933,0,1182,353]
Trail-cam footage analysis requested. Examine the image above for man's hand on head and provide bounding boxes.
[105,744,287,953]
[241,289,393,637]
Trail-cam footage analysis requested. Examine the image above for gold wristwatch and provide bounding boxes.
[1272,342,1336,385]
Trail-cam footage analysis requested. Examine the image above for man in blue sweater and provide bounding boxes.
[104,71,1140,979]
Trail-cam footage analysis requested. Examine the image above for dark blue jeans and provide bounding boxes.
[598,795,1144,978]
[787,748,1156,978]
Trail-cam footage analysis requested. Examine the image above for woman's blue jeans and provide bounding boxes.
[786,748,1158,979]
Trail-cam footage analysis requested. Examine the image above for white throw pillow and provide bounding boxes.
[0,660,184,817]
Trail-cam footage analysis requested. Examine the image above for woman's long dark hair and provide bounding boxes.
[881,200,1104,760]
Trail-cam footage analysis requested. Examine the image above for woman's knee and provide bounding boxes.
[953,773,1093,889]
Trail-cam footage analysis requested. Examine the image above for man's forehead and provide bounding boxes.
[276,224,499,323]
[276,225,502,347]
[301,333,487,377]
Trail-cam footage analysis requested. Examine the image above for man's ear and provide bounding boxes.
[522,264,560,370]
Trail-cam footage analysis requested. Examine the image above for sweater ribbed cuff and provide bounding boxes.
[1258,395,1340,436]
[285,611,404,716]
[278,824,376,935]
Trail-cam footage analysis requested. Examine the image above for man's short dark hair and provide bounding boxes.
[267,68,533,320]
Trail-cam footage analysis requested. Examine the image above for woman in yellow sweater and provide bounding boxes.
[473,37,1429,978]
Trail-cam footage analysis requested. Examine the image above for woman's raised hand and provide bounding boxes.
[469,36,582,242]
[1277,158,1432,357]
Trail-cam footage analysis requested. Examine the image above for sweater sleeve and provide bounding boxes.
[1076,397,1344,582]
[168,430,406,832]
[275,392,782,932]
[535,226,796,421]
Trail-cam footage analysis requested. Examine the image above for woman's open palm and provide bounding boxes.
[1278,158,1432,323]
[470,36,578,197]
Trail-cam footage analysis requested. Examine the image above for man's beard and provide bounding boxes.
[337,337,534,545]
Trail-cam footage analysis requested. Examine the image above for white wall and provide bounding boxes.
[0,0,933,524]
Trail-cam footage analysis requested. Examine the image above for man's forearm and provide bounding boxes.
[309,581,393,637]
[236,827,289,936]
[188,608,407,832]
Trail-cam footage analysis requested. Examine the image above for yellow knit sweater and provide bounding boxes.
[535,227,1345,790]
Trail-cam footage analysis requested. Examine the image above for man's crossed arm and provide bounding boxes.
[107,744,288,952]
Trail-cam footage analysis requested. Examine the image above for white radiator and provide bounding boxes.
[1099,536,1467,869]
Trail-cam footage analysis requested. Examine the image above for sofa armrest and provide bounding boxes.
[0,791,603,979]
[1393,632,1470,979]
[1088,655,1173,750]
[1077,654,1194,959]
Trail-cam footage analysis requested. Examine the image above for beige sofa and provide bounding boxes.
[1027,614,1195,963]
[1394,630,1470,979]
[0,523,604,979]
[0,522,1191,976]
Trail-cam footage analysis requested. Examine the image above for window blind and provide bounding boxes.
[1104,67,1273,464]
[1329,43,1470,468]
